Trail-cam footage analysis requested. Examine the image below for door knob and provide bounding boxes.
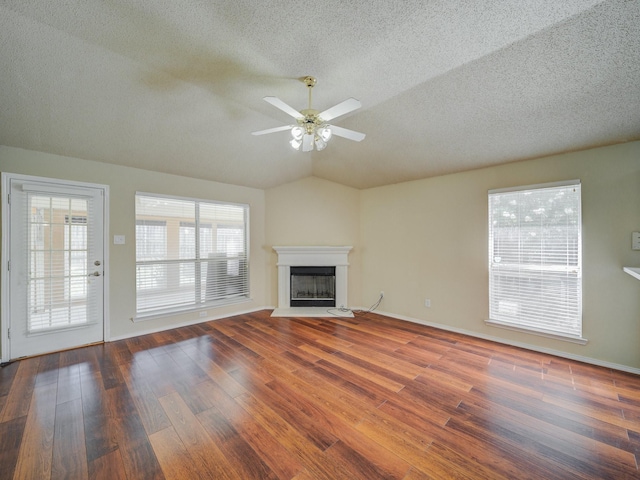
[88,271,101,277]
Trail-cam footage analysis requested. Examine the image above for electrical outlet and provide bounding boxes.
[199,311,207,317]
[424,299,431,308]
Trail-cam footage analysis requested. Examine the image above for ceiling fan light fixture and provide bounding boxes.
[302,134,314,152]
[291,126,304,140]
[315,136,327,151]
[318,125,332,142]
[290,138,302,150]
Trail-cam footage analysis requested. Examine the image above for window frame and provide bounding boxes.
[134,192,250,320]
[485,179,587,344]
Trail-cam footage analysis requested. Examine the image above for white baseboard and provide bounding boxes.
[374,309,640,376]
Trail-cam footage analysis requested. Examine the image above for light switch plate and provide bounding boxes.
[114,235,125,245]
[632,232,640,250]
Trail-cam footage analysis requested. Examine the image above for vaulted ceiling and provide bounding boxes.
[1,1,639,189]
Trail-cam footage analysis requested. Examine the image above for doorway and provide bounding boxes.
[2,173,109,360]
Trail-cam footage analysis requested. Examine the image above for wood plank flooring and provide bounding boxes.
[2,310,640,479]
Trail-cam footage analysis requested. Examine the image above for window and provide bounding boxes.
[27,196,95,330]
[64,215,88,300]
[178,222,212,286]
[217,225,243,275]
[487,180,583,341]
[135,193,249,317]
[135,219,167,291]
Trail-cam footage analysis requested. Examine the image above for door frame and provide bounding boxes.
[1,172,110,363]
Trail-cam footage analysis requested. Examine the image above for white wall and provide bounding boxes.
[361,142,640,369]
[265,176,362,308]
[0,146,268,352]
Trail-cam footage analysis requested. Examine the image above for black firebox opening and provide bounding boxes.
[290,266,336,307]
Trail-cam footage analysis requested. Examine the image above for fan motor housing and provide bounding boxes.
[299,109,322,134]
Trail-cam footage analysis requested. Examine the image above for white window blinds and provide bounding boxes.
[488,180,582,338]
[26,193,97,331]
[135,193,249,316]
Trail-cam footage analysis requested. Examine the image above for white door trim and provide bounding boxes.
[1,173,110,363]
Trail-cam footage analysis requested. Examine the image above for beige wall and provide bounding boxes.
[0,146,268,349]
[2,141,640,370]
[265,176,362,308]
[361,141,640,369]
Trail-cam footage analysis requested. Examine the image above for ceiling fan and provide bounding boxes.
[252,76,365,152]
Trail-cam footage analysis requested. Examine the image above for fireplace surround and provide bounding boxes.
[272,246,352,317]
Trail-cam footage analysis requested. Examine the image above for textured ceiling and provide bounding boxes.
[1,0,639,189]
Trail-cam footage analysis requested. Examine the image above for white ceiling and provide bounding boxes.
[1,0,639,190]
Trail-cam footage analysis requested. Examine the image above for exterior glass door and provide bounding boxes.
[6,175,106,359]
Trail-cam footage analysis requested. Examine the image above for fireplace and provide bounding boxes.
[290,266,336,307]
[272,246,352,317]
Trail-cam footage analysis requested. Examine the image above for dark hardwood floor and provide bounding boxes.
[1,310,640,479]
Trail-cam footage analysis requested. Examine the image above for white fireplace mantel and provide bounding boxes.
[272,246,352,317]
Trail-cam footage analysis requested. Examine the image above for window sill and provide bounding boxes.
[623,267,640,281]
[133,296,251,323]
[485,319,588,345]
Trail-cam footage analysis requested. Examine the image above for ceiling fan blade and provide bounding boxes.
[329,125,366,142]
[251,125,293,136]
[302,134,314,152]
[319,98,361,122]
[263,96,303,119]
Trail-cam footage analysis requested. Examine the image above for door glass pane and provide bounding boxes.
[27,194,90,332]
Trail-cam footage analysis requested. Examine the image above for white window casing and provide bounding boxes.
[487,180,585,343]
